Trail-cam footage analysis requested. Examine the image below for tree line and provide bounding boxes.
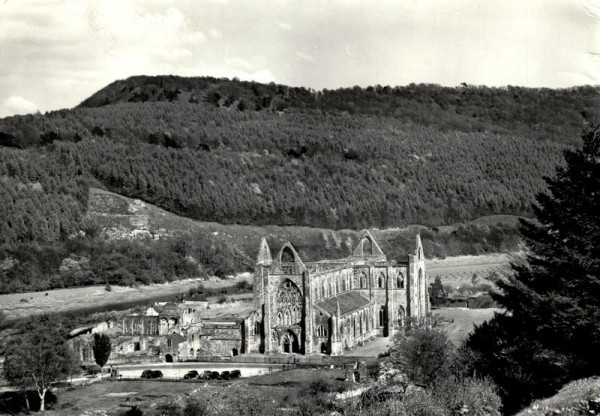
[79,75,600,145]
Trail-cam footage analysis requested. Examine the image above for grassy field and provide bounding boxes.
[35,368,350,416]
[428,254,510,289]
[0,278,210,321]
[432,307,502,345]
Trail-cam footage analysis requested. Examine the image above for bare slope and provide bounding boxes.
[516,377,600,416]
[86,187,520,263]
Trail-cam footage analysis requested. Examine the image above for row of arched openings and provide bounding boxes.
[314,272,404,301]
[277,308,300,326]
[340,309,371,338]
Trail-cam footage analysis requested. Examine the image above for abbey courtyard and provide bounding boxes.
[71,232,430,363]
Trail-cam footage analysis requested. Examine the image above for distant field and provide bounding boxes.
[428,253,511,288]
[0,278,208,321]
[432,307,502,345]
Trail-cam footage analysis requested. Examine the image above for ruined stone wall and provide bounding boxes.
[110,335,182,362]
[311,268,354,301]
[182,322,244,358]
[245,311,263,353]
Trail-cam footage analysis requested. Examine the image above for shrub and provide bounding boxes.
[235,280,252,291]
[433,376,501,416]
[387,326,455,388]
[182,398,208,416]
[152,401,182,416]
[122,407,144,416]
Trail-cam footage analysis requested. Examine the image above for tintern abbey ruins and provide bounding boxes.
[72,232,429,361]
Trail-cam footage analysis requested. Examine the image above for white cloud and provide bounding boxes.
[0,96,39,118]
[209,29,222,39]
[0,0,598,116]
[297,52,315,62]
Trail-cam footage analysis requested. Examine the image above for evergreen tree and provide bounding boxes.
[429,276,447,307]
[466,126,600,413]
[92,333,112,377]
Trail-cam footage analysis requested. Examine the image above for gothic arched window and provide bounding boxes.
[360,273,367,289]
[378,306,385,327]
[316,325,327,337]
[378,274,385,288]
[254,321,260,335]
[363,238,372,255]
[397,273,404,289]
[281,246,295,274]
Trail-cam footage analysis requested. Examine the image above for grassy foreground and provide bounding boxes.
[39,368,351,416]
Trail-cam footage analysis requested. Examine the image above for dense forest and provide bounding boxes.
[80,75,600,145]
[0,76,597,292]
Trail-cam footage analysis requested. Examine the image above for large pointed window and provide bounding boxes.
[316,325,328,337]
[362,238,372,255]
[397,273,404,289]
[281,246,295,274]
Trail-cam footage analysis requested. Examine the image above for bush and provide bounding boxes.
[235,280,252,291]
[122,407,144,416]
[387,326,455,388]
[433,376,501,416]
[182,398,208,416]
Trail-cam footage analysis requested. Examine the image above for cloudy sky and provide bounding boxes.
[0,0,599,117]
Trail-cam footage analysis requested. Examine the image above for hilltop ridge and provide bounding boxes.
[79,75,600,144]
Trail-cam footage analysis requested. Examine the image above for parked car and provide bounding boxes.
[220,371,231,380]
[199,370,213,380]
[183,370,199,380]
[207,371,221,380]
[141,370,163,379]
[229,370,241,379]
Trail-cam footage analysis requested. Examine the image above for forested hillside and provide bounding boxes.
[0,101,568,232]
[0,76,596,292]
[79,75,600,145]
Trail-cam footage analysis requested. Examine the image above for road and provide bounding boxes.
[103,362,285,380]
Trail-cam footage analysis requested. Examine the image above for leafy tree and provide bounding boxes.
[92,333,112,377]
[3,316,77,411]
[466,126,600,413]
[387,324,455,388]
[429,276,447,307]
